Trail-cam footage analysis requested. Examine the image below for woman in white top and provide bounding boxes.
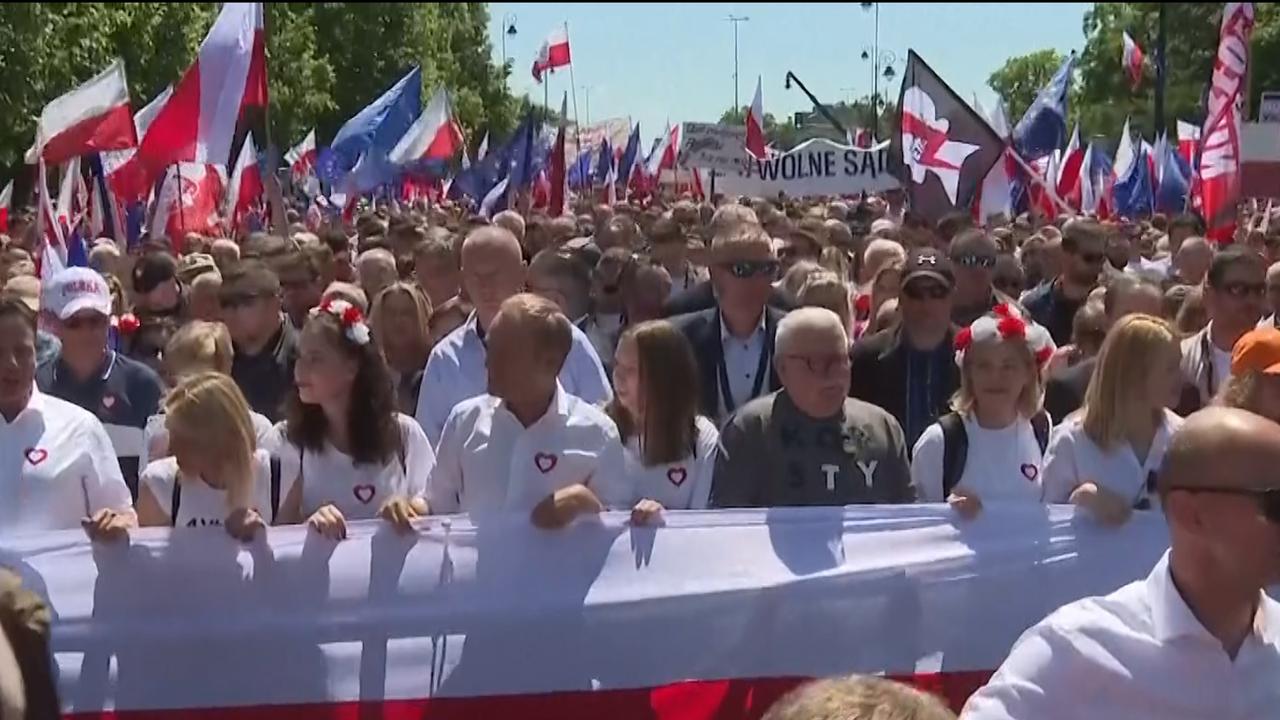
[1042,314,1185,524]
[136,372,275,540]
[272,298,434,539]
[140,321,273,468]
[605,321,719,523]
[912,305,1055,517]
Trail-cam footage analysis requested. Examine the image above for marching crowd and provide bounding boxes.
[2,186,1280,717]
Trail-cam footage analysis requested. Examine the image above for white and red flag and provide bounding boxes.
[1056,124,1085,211]
[1176,119,1201,167]
[1122,31,1145,90]
[26,60,136,166]
[646,123,682,178]
[531,26,572,83]
[1194,2,1255,243]
[388,88,465,165]
[0,180,11,234]
[284,129,317,176]
[226,136,263,230]
[150,163,227,243]
[745,76,767,160]
[138,2,268,174]
[101,84,174,203]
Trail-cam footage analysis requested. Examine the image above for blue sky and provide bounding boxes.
[488,2,1090,143]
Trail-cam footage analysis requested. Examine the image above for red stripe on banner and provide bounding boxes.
[41,103,137,167]
[63,671,993,720]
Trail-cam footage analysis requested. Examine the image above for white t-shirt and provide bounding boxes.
[428,384,628,514]
[1041,410,1183,506]
[0,388,133,533]
[139,449,280,528]
[141,410,275,469]
[911,414,1047,504]
[269,413,434,520]
[1210,342,1232,395]
[620,415,719,510]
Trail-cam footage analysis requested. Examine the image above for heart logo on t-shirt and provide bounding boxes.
[24,448,47,466]
[534,453,558,474]
[352,485,376,505]
[1020,464,1039,482]
[667,467,688,487]
[102,395,116,410]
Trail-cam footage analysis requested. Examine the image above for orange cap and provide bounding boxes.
[1231,327,1280,376]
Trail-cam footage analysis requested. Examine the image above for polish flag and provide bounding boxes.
[1113,116,1135,181]
[1056,125,1085,210]
[646,123,682,177]
[35,160,68,281]
[284,129,317,176]
[388,88,465,165]
[138,2,268,174]
[226,136,263,229]
[55,158,85,231]
[102,85,174,202]
[150,163,227,243]
[1122,32,1145,91]
[531,27,572,83]
[975,99,1014,225]
[26,60,137,166]
[745,76,767,160]
[0,180,11,234]
[548,94,569,218]
[1177,119,1200,167]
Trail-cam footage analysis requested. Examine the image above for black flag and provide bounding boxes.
[892,50,1004,225]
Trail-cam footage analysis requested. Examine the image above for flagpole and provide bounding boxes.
[565,22,585,194]
[174,162,187,234]
[1006,149,1072,218]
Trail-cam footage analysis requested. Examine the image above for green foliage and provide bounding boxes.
[988,49,1067,123]
[0,3,515,170]
[718,97,894,151]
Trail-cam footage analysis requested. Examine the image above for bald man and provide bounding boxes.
[1262,260,1280,329]
[415,227,611,446]
[356,248,398,304]
[1170,236,1213,286]
[964,407,1280,719]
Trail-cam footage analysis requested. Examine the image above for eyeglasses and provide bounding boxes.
[1166,486,1280,523]
[219,293,266,310]
[783,353,850,376]
[1217,282,1267,299]
[720,260,780,280]
[953,254,996,269]
[1077,251,1106,266]
[901,282,951,301]
[63,314,108,330]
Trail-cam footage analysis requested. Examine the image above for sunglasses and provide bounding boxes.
[953,254,996,269]
[902,281,951,301]
[783,353,850,376]
[721,260,780,280]
[63,314,108,330]
[220,293,267,310]
[1217,282,1267,299]
[1167,486,1280,523]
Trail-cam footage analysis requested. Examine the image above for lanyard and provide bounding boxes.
[1200,333,1216,399]
[716,320,771,415]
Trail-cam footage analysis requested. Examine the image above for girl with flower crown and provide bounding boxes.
[269,298,435,539]
[910,304,1056,518]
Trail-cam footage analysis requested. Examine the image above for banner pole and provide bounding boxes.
[1006,150,1072,217]
[565,22,585,195]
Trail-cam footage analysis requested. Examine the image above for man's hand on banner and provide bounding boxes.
[307,503,348,541]
[1069,482,1132,526]
[379,496,428,534]
[947,490,983,520]
[532,484,604,530]
[82,508,134,542]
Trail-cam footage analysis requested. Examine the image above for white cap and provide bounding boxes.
[43,267,112,320]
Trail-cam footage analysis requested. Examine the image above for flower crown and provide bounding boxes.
[311,298,371,346]
[954,303,1055,368]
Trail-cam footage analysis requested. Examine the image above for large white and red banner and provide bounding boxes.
[1194,2,1255,243]
[9,505,1179,719]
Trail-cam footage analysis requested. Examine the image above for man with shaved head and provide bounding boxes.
[356,248,398,304]
[415,226,610,446]
[965,407,1280,719]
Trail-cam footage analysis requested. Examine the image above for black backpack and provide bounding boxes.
[171,457,283,527]
[938,411,1051,497]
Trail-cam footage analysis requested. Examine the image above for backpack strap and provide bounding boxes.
[269,456,282,524]
[169,470,182,528]
[1030,410,1051,455]
[939,412,969,498]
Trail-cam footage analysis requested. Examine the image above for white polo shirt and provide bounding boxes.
[0,387,133,533]
[620,415,719,510]
[963,551,1280,719]
[427,384,628,514]
[1041,409,1183,507]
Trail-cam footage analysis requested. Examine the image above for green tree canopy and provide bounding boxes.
[987,49,1067,123]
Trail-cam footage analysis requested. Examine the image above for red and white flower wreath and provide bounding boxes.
[311,298,372,346]
[953,303,1055,368]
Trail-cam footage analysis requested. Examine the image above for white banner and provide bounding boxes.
[707,138,900,199]
[574,117,631,154]
[679,122,750,175]
[21,505,1173,718]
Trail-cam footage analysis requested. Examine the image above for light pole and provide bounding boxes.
[580,85,593,125]
[861,46,896,138]
[500,13,518,77]
[726,15,750,113]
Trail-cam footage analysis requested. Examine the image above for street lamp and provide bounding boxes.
[861,45,896,136]
[726,15,750,113]
[580,85,593,125]
[500,13,517,74]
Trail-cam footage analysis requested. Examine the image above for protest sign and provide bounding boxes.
[699,137,900,198]
[679,121,750,175]
[33,504,1172,718]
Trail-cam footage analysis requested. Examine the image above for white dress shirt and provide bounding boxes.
[415,313,613,446]
[718,312,769,419]
[911,414,1046,504]
[427,383,627,514]
[620,415,719,510]
[0,387,133,533]
[269,414,434,521]
[963,550,1280,720]
[1041,410,1182,506]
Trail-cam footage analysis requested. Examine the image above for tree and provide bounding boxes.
[987,49,1067,122]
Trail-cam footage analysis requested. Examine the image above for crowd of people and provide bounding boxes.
[2,184,1280,717]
